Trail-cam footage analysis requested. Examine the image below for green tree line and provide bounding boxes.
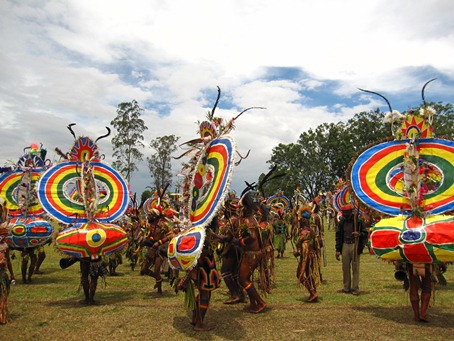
[264,102,454,200]
[110,99,453,203]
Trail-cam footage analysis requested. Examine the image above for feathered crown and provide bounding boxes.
[298,204,312,220]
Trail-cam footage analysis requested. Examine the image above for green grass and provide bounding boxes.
[2,229,453,341]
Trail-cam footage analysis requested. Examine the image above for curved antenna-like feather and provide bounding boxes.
[259,165,287,198]
[266,172,286,183]
[220,106,266,136]
[173,149,195,160]
[240,181,256,198]
[233,106,266,121]
[160,183,170,201]
[179,138,203,147]
[95,127,111,143]
[258,165,277,198]
[210,86,221,119]
[358,88,393,113]
[67,123,77,140]
[55,147,68,160]
[234,149,251,166]
[259,165,277,184]
[422,78,437,105]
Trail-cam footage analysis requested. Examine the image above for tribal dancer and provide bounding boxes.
[176,218,221,331]
[293,204,321,302]
[394,261,446,323]
[216,200,245,304]
[257,199,274,292]
[273,210,288,259]
[125,216,145,271]
[79,256,108,305]
[237,189,268,313]
[20,247,37,284]
[140,208,172,295]
[33,245,47,275]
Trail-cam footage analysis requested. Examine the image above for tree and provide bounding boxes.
[268,110,392,199]
[347,109,388,152]
[139,189,153,210]
[296,126,336,199]
[267,143,302,197]
[147,135,180,190]
[429,102,454,138]
[267,102,454,201]
[111,100,148,183]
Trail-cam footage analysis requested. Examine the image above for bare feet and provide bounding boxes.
[245,303,267,313]
[419,316,429,323]
[224,297,241,304]
[252,303,267,313]
[307,294,319,303]
[193,323,213,331]
[243,305,256,312]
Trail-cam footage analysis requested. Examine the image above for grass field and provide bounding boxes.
[2,228,453,341]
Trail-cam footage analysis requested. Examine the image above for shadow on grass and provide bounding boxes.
[44,290,138,308]
[295,296,323,303]
[20,273,74,285]
[382,283,407,290]
[383,282,454,291]
[172,306,247,340]
[140,289,180,300]
[354,305,454,327]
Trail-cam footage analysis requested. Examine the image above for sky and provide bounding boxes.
[1,0,454,197]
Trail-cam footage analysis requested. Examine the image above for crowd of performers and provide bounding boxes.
[0,179,325,327]
[2,83,452,332]
[117,187,330,329]
[0,186,450,328]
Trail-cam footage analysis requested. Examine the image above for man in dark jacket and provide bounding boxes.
[335,207,368,295]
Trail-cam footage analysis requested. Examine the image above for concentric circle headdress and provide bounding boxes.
[168,87,264,270]
[175,87,264,230]
[37,124,128,259]
[350,79,454,263]
[0,144,54,248]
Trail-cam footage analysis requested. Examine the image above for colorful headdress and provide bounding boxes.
[351,79,451,217]
[168,87,264,270]
[351,79,454,263]
[37,124,128,259]
[175,87,263,229]
[37,124,129,224]
[298,204,312,220]
[0,144,54,248]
